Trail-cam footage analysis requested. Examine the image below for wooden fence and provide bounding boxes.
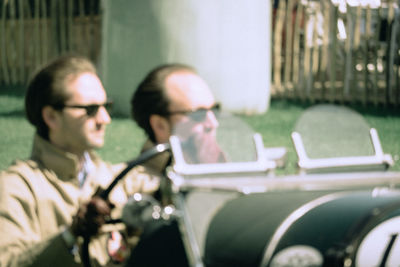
[1,0,399,108]
[0,0,101,85]
[272,0,400,107]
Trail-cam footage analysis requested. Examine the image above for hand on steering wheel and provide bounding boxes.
[71,196,114,238]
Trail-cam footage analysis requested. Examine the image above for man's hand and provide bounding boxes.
[70,196,112,238]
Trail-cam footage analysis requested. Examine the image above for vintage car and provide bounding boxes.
[88,104,400,267]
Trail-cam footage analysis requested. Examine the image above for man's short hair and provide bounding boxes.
[25,55,97,140]
[131,63,196,143]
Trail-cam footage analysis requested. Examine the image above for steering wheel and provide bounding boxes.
[81,143,170,267]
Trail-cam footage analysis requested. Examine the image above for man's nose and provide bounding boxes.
[96,106,111,124]
[203,110,219,129]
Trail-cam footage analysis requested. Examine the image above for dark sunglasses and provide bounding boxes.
[165,103,221,122]
[53,101,113,117]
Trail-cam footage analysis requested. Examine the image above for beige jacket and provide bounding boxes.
[0,135,159,267]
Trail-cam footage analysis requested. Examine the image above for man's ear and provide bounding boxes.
[42,106,61,131]
[149,114,171,144]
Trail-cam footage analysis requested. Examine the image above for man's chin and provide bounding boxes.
[88,138,105,149]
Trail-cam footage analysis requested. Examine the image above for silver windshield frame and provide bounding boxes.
[292,128,394,174]
[169,133,276,176]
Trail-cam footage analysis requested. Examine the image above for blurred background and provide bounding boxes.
[0,0,399,173]
[1,0,399,109]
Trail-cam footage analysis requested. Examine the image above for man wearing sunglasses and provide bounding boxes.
[127,64,224,266]
[131,63,224,172]
[0,55,157,266]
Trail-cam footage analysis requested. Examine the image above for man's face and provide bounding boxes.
[50,72,111,155]
[165,71,224,163]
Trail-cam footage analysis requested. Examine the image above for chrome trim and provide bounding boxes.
[174,194,204,267]
[170,134,276,176]
[292,128,394,174]
[259,192,348,267]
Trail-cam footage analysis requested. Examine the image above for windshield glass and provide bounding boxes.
[293,104,375,159]
[171,109,259,165]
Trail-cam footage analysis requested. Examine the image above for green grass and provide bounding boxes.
[1,86,399,175]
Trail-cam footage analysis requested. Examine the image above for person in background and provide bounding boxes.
[0,55,158,267]
[127,63,222,267]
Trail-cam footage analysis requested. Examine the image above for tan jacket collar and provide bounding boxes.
[30,134,99,182]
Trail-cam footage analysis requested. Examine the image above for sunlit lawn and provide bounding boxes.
[1,85,399,174]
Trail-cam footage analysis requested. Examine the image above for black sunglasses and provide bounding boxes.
[53,101,113,117]
[164,103,221,122]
